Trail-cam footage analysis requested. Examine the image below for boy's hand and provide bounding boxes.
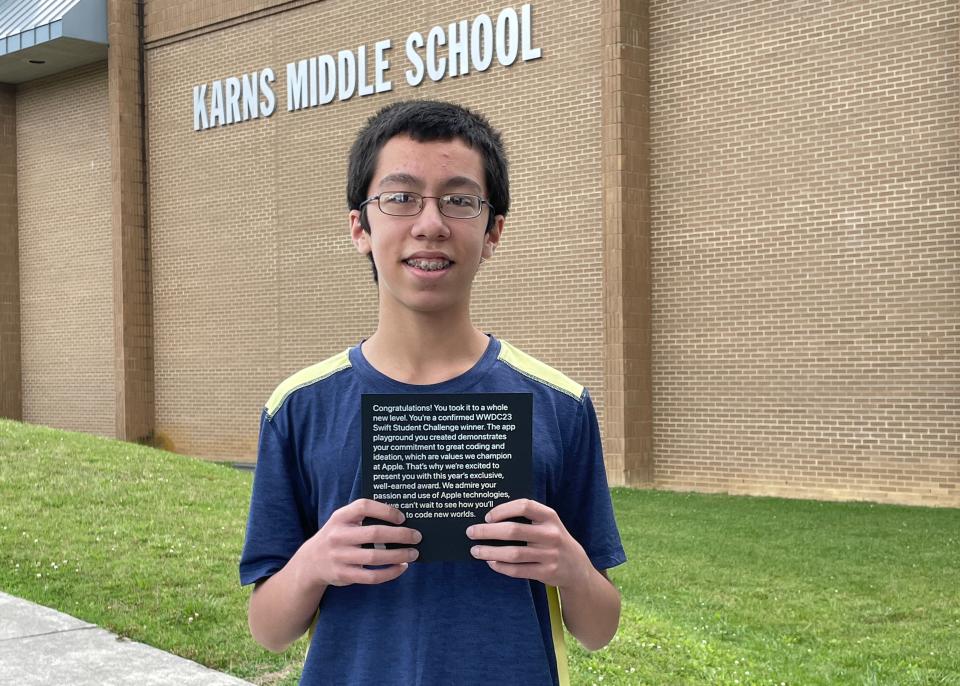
[465,499,593,590]
[300,499,421,588]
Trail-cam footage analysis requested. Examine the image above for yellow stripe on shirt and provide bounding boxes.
[265,349,352,419]
[497,340,584,401]
[547,585,570,686]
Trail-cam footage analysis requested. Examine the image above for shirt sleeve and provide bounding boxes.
[555,390,627,571]
[239,409,314,586]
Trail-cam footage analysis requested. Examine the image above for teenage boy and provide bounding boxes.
[240,100,626,686]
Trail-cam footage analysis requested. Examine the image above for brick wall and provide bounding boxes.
[17,65,115,437]
[109,0,155,443]
[0,85,20,420]
[601,0,653,486]
[145,0,606,461]
[649,1,959,506]
[144,0,300,44]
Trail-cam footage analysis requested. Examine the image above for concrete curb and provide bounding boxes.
[0,592,254,685]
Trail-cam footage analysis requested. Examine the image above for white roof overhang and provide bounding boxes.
[0,0,107,84]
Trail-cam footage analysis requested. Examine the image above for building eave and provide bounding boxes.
[0,0,106,84]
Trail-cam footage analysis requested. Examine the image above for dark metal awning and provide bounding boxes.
[0,0,107,84]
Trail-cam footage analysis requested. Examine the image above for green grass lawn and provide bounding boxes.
[1,419,958,685]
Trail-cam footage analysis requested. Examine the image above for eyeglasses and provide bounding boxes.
[359,192,493,219]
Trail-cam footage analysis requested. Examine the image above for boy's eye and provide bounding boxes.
[444,195,480,210]
[383,192,418,205]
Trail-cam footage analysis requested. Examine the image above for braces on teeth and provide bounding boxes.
[406,259,450,271]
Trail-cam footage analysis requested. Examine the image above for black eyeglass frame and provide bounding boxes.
[359,192,496,220]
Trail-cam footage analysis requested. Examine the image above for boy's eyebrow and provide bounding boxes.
[377,173,422,189]
[377,173,483,194]
[442,176,484,194]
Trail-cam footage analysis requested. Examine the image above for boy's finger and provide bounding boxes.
[484,498,551,523]
[470,544,540,564]
[484,560,542,581]
[466,521,539,543]
[350,546,419,567]
[348,524,423,546]
[341,498,406,525]
[347,563,411,585]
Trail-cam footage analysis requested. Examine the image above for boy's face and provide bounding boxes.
[350,135,504,318]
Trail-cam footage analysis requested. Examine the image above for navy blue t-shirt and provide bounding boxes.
[240,336,626,686]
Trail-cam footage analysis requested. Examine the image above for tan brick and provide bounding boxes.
[109,0,155,443]
[17,65,115,436]
[0,84,21,421]
[649,0,959,506]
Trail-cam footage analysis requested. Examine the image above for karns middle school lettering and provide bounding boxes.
[192,3,541,131]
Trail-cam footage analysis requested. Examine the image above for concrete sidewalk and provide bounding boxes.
[0,592,254,685]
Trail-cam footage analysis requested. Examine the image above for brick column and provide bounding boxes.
[108,0,154,442]
[601,0,653,486]
[0,84,22,421]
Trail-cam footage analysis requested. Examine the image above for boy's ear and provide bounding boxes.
[350,209,371,255]
[482,214,505,260]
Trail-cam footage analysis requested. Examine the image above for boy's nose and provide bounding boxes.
[410,199,450,240]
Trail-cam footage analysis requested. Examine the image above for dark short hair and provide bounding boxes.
[348,100,510,219]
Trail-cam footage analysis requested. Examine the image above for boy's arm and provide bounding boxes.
[556,568,621,652]
[466,499,621,651]
[248,499,422,652]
